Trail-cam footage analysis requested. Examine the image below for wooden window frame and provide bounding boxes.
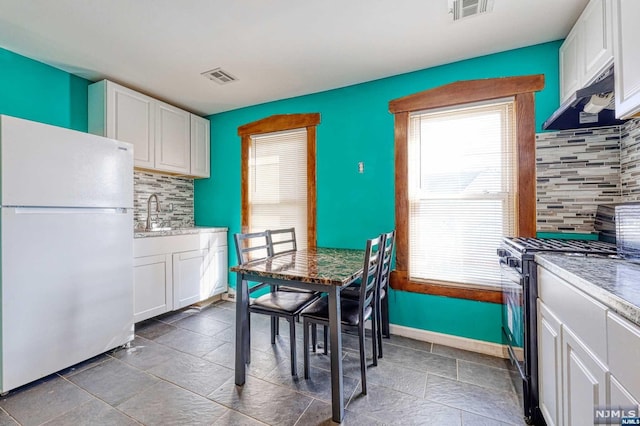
[388,75,545,304]
[238,113,320,249]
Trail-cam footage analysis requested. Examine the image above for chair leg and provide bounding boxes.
[371,311,378,367]
[376,301,383,359]
[275,315,280,336]
[358,323,367,395]
[382,291,390,338]
[311,324,317,353]
[323,325,328,355]
[289,318,298,376]
[270,316,277,344]
[303,319,310,379]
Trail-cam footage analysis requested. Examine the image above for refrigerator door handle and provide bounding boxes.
[11,207,129,214]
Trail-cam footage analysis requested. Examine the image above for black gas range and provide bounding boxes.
[497,237,617,425]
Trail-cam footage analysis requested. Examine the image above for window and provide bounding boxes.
[408,99,516,288]
[388,75,544,302]
[238,113,320,249]
[248,129,308,248]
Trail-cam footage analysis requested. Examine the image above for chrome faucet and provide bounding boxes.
[146,193,160,230]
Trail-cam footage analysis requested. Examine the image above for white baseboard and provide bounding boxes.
[389,323,510,359]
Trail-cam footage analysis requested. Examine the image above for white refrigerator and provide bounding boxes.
[0,115,134,393]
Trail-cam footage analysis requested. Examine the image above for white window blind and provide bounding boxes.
[249,128,308,250]
[408,99,516,288]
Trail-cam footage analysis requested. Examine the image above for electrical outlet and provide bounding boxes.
[358,162,364,173]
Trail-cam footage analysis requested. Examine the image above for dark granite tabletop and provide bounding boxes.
[230,247,365,286]
[536,253,640,327]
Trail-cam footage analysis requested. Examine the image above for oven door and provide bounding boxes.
[500,258,526,382]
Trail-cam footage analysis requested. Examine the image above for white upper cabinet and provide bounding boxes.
[89,80,155,168]
[190,114,211,178]
[154,101,190,174]
[559,0,613,104]
[613,0,640,118]
[89,80,211,178]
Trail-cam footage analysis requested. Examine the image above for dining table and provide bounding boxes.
[231,247,365,423]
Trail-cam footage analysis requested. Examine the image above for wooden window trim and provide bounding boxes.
[238,113,320,248]
[388,75,544,304]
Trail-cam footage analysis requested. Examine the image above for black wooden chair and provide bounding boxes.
[374,230,396,356]
[340,230,395,357]
[301,235,382,395]
[234,230,321,376]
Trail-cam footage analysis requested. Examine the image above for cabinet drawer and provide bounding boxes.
[538,266,608,361]
[134,233,209,257]
[607,311,640,399]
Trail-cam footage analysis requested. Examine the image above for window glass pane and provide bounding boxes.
[249,129,307,249]
[408,100,516,288]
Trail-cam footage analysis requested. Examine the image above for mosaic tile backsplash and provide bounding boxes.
[536,126,621,233]
[133,171,194,230]
[621,118,640,201]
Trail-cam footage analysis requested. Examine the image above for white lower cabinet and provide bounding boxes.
[538,301,562,426]
[538,265,640,426]
[134,230,228,322]
[173,249,211,309]
[561,326,608,426]
[133,254,172,323]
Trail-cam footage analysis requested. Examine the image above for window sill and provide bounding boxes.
[390,270,503,304]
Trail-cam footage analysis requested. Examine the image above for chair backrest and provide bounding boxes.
[234,231,272,265]
[359,235,383,316]
[268,227,297,255]
[378,230,396,293]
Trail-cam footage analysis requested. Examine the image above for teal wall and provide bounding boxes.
[0,47,89,131]
[195,41,563,344]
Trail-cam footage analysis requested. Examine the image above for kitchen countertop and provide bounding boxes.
[134,226,228,238]
[536,253,640,327]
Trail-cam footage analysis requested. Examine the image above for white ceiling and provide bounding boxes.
[0,0,588,116]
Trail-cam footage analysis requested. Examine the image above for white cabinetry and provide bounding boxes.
[559,0,613,103]
[613,0,640,118]
[89,80,210,177]
[154,101,191,174]
[133,230,228,322]
[190,114,210,178]
[607,311,640,409]
[133,254,172,323]
[561,326,608,426]
[538,301,562,426]
[537,264,640,426]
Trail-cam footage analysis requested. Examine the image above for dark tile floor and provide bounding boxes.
[0,300,525,425]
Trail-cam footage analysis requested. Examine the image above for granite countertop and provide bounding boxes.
[536,253,640,327]
[231,247,365,286]
[134,226,228,238]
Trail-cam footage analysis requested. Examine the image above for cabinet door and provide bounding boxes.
[562,325,609,426]
[610,375,640,414]
[538,300,563,426]
[614,0,640,118]
[173,249,211,309]
[190,114,210,178]
[107,82,155,168]
[559,26,581,104]
[581,0,613,85]
[211,244,228,296]
[155,102,191,174]
[133,254,172,323]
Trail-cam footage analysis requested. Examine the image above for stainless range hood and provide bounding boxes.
[543,71,627,130]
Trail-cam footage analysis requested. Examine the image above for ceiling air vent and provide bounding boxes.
[448,0,494,21]
[201,68,238,85]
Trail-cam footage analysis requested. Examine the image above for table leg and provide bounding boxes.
[328,287,344,423]
[235,272,248,385]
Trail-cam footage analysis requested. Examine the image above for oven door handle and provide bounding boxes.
[500,261,524,286]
